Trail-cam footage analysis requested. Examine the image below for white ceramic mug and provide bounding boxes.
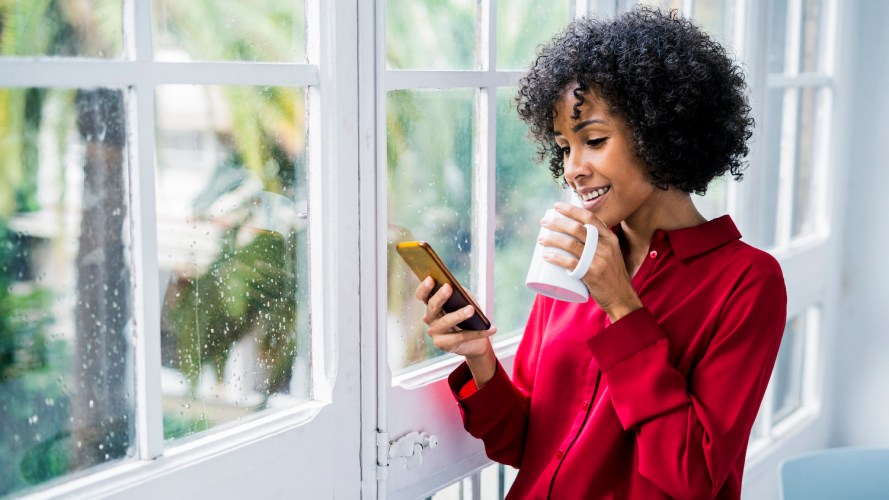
[525,208,598,303]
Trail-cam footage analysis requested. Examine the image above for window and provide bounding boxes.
[385,0,572,375]
[0,85,137,492]
[744,0,836,458]
[0,0,845,498]
[748,307,821,455]
[763,0,833,247]
[1,1,361,497]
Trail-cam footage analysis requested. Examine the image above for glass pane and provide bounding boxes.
[504,464,518,494]
[762,88,787,248]
[155,85,308,443]
[152,0,305,62]
[692,176,728,221]
[632,0,682,11]
[386,0,477,69]
[772,313,807,422]
[799,0,827,73]
[478,462,516,499]
[495,88,561,336]
[0,87,135,495]
[0,1,122,58]
[791,87,822,239]
[749,407,767,441]
[767,0,789,74]
[387,89,475,372]
[429,477,465,500]
[496,0,570,70]
[480,463,500,499]
[693,0,736,49]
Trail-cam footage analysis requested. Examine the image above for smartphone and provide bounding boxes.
[395,241,491,331]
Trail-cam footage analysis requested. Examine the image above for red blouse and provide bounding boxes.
[448,215,787,499]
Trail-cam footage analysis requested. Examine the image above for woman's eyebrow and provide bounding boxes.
[553,118,607,136]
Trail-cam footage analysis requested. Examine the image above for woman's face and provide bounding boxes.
[552,84,656,227]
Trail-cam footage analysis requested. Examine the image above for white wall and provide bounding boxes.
[832,0,889,447]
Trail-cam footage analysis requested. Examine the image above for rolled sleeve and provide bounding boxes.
[588,307,689,431]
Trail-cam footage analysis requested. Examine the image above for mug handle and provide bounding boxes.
[566,224,598,280]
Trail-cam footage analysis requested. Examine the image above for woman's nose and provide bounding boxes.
[563,151,589,183]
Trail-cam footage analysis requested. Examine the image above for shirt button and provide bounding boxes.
[649,250,658,259]
[555,450,564,459]
[581,399,590,410]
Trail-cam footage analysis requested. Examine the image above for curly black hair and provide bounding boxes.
[515,7,753,194]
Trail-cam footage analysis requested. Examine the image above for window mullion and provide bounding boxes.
[385,70,522,91]
[786,0,804,75]
[128,0,164,460]
[472,0,496,317]
[775,0,805,248]
[478,0,492,70]
[470,471,482,499]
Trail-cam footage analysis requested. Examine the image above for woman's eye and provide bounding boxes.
[560,146,570,156]
[587,137,607,147]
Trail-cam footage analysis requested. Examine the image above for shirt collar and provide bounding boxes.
[666,215,742,259]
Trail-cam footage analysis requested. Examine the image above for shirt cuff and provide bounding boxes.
[588,307,665,371]
[448,359,513,411]
[457,379,478,399]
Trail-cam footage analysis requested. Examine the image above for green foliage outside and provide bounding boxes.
[385,0,571,368]
[0,220,66,495]
[0,0,307,493]
[0,0,736,492]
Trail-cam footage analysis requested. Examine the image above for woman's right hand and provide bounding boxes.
[416,277,497,360]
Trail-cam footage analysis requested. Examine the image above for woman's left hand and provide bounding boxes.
[539,202,643,322]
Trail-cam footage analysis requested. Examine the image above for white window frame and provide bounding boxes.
[745,0,839,461]
[372,0,848,497]
[0,0,854,497]
[362,1,595,498]
[1,0,363,498]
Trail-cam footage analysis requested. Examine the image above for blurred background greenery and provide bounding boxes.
[386,0,569,370]
[0,0,731,495]
[0,0,307,495]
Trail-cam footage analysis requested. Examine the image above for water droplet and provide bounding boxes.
[89,400,95,408]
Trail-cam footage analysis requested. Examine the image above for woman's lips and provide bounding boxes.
[580,188,609,211]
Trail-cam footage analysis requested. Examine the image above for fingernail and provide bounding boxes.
[463,305,473,317]
[537,236,544,243]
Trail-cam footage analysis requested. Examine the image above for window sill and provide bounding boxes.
[391,332,522,390]
[25,399,328,499]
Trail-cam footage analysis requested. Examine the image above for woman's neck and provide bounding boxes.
[620,189,707,261]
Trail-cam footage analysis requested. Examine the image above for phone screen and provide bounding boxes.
[395,241,491,331]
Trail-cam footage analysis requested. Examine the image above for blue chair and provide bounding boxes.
[779,447,889,499]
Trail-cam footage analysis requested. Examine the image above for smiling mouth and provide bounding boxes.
[579,186,611,201]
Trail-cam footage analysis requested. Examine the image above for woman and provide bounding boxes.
[415,7,786,500]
